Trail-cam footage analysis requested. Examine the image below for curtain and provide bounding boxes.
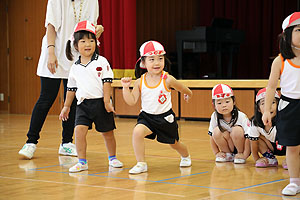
[98,0,136,79]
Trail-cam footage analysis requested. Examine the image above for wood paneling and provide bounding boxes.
[180,89,254,119]
[0,0,8,113]
[0,114,290,200]
[8,0,62,114]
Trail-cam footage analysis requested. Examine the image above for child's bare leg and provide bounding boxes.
[231,126,245,158]
[74,125,89,159]
[243,139,251,159]
[286,146,300,179]
[169,140,189,157]
[212,127,231,153]
[210,137,220,155]
[132,124,152,162]
[102,130,116,157]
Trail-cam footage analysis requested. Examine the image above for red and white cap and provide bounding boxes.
[74,20,96,35]
[282,12,300,31]
[255,88,280,103]
[137,41,166,69]
[212,84,234,100]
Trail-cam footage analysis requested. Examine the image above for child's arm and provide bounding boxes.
[166,75,193,102]
[262,56,281,126]
[59,91,75,121]
[103,82,115,113]
[121,77,140,106]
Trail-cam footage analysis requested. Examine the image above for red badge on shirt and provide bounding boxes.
[158,90,167,104]
[96,67,102,77]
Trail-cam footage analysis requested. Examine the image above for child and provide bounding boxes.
[248,88,287,168]
[121,40,193,174]
[59,20,123,173]
[208,84,251,164]
[262,12,300,196]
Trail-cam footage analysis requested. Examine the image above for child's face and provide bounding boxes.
[292,25,300,49]
[76,35,96,59]
[258,98,277,118]
[214,97,234,116]
[143,55,165,74]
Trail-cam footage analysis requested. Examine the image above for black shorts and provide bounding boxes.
[271,140,286,156]
[276,95,300,146]
[75,98,116,132]
[137,109,179,144]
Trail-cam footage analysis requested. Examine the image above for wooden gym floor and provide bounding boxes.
[0,114,298,200]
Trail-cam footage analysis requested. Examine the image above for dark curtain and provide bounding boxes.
[198,0,297,78]
[98,0,136,79]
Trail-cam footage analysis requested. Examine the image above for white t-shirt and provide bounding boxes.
[247,123,276,142]
[208,111,250,135]
[67,54,114,104]
[37,0,99,78]
[140,71,172,114]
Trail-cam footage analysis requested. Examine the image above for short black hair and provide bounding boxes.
[134,55,171,78]
[251,97,279,128]
[212,96,239,132]
[66,30,99,61]
[279,25,296,60]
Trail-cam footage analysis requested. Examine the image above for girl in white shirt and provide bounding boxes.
[208,84,251,164]
[248,88,286,168]
[121,41,193,174]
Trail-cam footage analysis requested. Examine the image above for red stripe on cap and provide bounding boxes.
[213,84,223,96]
[290,12,300,25]
[143,42,155,55]
[75,21,87,32]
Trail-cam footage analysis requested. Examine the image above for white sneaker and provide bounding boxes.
[180,156,192,167]
[129,162,147,174]
[234,158,246,164]
[109,158,123,168]
[282,183,300,196]
[69,162,88,173]
[59,142,77,156]
[19,143,36,159]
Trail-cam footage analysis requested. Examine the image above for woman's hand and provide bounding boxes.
[95,25,104,39]
[47,52,58,74]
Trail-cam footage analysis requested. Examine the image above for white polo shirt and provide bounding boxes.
[37,0,99,78]
[67,54,113,104]
[247,124,276,142]
[208,111,250,135]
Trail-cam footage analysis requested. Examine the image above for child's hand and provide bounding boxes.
[104,102,116,114]
[183,94,191,102]
[262,112,272,126]
[121,77,132,88]
[59,106,70,121]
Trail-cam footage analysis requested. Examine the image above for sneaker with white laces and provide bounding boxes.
[69,162,88,173]
[129,162,147,174]
[267,157,278,167]
[180,156,192,167]
[109,158,123,168]
[282,183,300,196]
[18,143,36,159]
[59,142,77,156]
